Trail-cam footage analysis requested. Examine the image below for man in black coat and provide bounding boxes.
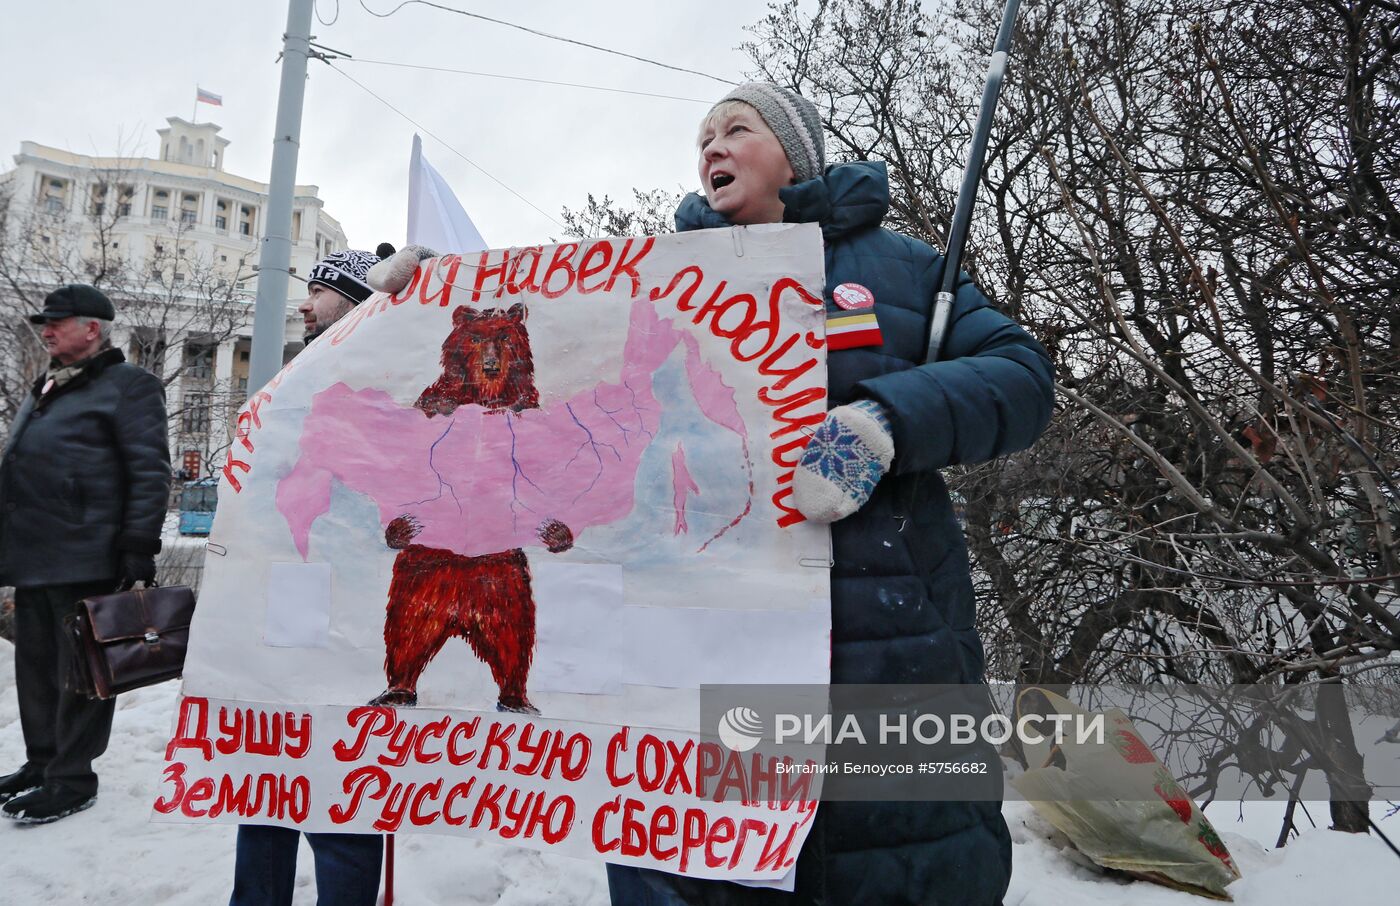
[0,284,170,825]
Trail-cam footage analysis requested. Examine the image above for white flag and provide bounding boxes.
[407,134,488,254]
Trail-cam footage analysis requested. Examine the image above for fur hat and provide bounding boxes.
[307,243,396,305]
[711,82,826,183]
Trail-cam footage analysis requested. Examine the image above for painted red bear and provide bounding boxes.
[370,304,568,713]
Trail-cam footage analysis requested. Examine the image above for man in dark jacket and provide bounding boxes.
[0,284,170,824]
[605,84,1054,905]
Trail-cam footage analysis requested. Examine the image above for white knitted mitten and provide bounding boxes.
[792,399,894,523]
[367,244,439,294]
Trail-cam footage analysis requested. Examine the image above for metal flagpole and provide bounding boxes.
[924,0,1023,364]
[247,0,315,396]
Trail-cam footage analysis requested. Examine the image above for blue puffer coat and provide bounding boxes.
[622,162,1054,905]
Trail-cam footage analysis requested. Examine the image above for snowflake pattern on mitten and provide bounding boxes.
[792,399,894,523]
[803,415,885,501]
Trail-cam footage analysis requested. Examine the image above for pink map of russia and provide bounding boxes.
[276,299,751,560]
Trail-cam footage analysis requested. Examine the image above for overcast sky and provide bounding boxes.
[0,0,777,250]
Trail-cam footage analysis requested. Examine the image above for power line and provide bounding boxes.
[341,56,712,104]
[357,0,738,87]
[322,60,566,231]
[315,0,341,26]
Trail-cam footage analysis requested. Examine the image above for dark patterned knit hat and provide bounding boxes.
[308,248,390,305]
[711,82,826,183]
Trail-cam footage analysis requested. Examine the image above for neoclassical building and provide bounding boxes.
[1,116,349,479]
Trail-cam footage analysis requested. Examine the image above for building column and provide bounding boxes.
[214,337,240,440]
[162,339,189,470]
[161,339,184,389]
[214,338,236,386]
[130,184,149,225]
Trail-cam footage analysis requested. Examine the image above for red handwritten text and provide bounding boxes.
[650,268,827,526]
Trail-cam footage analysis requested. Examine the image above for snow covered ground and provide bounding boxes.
[2,638,1398,904]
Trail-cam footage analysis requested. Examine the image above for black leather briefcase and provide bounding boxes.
[65,584,197,700]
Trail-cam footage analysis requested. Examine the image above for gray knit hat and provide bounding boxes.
[711,82,826,183]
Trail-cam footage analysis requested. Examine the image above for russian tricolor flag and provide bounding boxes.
[196,87,223,107]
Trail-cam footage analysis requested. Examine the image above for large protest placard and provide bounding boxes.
[155,223,832,882]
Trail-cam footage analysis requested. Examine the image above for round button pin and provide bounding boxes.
[832,282,875,310]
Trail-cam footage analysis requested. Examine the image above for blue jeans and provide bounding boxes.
[230,825,382,906]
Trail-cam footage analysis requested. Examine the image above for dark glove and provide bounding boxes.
[117,552,157,590]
